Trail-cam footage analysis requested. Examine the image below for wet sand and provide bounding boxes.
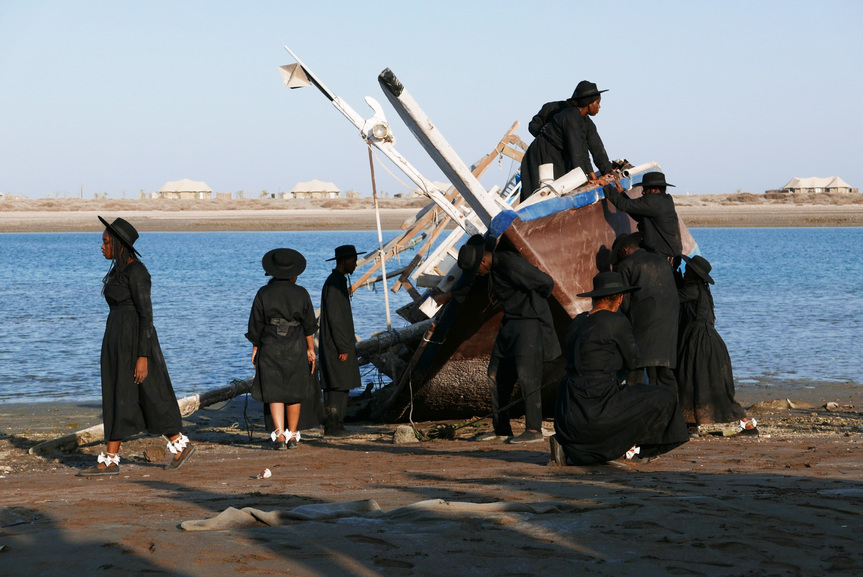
[1,381,861,575]
[2,197,863,232]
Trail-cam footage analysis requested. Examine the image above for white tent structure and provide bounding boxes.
[780,177,855,194]
[286,180,340,199]
[158,178,213,200]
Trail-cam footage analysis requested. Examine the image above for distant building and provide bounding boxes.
[285,180,340,199]
[773,177,857,194]
[156,178,213,200]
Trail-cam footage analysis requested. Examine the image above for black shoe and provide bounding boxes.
[325,427,354,438]
[77,463,120,477]
[549,434,566,465]
[509,430,545,444]
[287,438,298,449]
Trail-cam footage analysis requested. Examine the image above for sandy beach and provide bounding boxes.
[2,195,863,232]
[1,380,861,576]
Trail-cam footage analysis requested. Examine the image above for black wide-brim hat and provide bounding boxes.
[571,80,608,102]
[457,234,487,273]
[98,216,141,256]
[640,172,675,189]
[326,244,366,262]
[577,271,640,298]
[263,248,307,279]
[682,255,714,284]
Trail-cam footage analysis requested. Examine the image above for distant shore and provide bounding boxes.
[2,194,863,232]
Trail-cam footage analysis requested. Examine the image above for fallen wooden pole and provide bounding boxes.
[27,379,252,455]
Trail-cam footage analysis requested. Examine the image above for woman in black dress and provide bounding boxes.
[78,217,195,477]
[246,249,317,450]
[676,255,756,434]
[551,272,689,465]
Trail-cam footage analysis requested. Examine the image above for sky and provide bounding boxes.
[1,0,861,198]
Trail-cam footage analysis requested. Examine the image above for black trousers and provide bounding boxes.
[488,354,544,435]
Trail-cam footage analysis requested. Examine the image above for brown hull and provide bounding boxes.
[380,188,696,422]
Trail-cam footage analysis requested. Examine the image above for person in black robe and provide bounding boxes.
[247,248,318,450]
[612,233,679,390]
[676,255,757,434]
[78,217,195,477]
[319,245,365,437]
[550,271,689,466]
[603,172,682,261]
[457,236,562,444]
[520,80,613,201]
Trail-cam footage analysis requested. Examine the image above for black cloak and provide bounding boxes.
[319,270,361,393]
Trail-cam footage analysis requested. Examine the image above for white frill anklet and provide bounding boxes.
[166,433,190,455]
[99,452,121,466]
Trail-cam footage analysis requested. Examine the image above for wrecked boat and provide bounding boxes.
[281,47,698,422]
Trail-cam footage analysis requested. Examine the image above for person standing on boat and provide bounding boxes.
[459,236,562,444]
[78,217,195,477]
[319,245,364,438]
[520,80,614,201]
[611,233,679,390]
[247,249,317,450]
[603,172,682,263]
[549,272,689,466]
[676,255,757,435]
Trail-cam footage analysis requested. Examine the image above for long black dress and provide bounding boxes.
[520,105,612,200]
[553,310,689,465]
[101,260,181,441]
[246,279,317,404]
[319,270,361,393]
[676,280,746,425]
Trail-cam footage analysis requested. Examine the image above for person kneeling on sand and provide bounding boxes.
[550,272,689,466]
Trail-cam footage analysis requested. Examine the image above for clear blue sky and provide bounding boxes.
[1,0,860,198]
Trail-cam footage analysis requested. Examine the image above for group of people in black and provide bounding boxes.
[82,81,752,476]
[81,217,363,476]
[452,81,754,466]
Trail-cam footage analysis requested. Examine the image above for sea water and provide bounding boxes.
[1,228,861,403]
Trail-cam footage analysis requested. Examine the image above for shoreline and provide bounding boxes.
[1,381,861,575]
[3,201,863,232]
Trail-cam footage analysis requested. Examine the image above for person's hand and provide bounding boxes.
[431,291,452,306]
[307,349,316,373]
[251,346,258,365]
[338,353,348,362]
[134,356,148,384]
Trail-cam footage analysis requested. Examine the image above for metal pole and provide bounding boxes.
[368,141,392,330]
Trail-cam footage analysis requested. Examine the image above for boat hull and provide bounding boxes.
[379,187,697,422]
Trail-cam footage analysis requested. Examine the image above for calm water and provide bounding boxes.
[1,228,861,403]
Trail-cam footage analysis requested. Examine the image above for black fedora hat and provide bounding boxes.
[640,172,675,189]
[262,248,306,279]
[682,255,714,284]
[571,80,608,103]
[577,271,640,298]
[98,216,141,256]
[326,245,366,262]
[457,234,486,272]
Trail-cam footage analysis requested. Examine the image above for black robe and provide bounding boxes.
[101,261,181,441]
[319,270,361,393]
[676,280,746,425]
[553,310,689,465]
[488,251,561,362]
[246,279,317,404]
[617,248,679,368]
[603,185,682,259]
[520,105,612,200]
